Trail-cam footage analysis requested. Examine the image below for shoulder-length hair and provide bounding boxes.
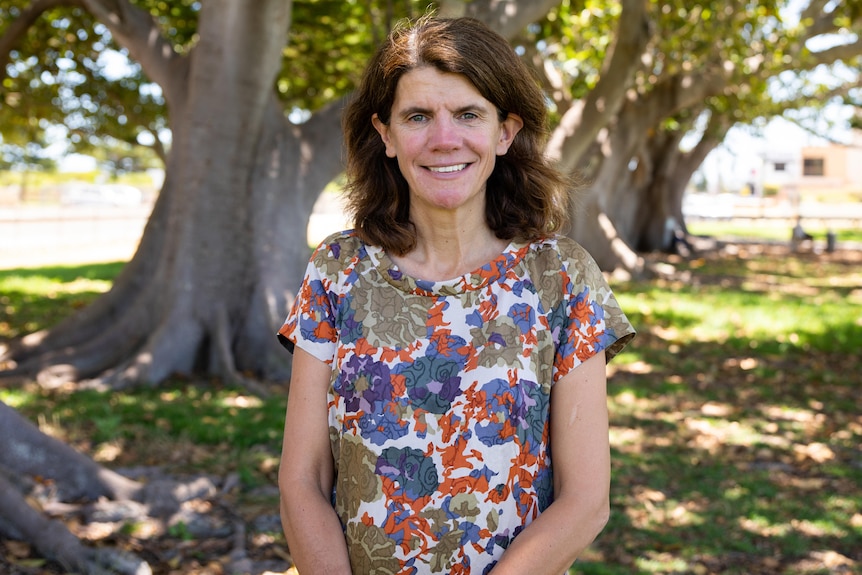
[342,15,571,255]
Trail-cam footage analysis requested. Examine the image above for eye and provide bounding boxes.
[407,113,427,123]
[460,111,479,121]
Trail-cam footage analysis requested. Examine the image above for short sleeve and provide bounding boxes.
[552,238,635,381]
[277,251,339,365]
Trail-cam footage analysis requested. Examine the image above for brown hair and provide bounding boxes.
[342,15,571,254]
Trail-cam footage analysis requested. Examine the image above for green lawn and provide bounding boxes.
[688,220,862,244]
[1,246,861,574]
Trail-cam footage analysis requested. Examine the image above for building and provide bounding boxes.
[799,129,862,192]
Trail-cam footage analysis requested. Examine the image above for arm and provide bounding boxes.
[490,350,611,575]
[279,347,353,574]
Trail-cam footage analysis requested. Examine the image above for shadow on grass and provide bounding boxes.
[2,253,861,575]
[585,275,862,574]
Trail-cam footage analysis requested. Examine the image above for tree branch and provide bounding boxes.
[800,0,831,25]
[465,0,562,40]
[80,0,189,108]
[807,35,862,65]
[548,0,652,173]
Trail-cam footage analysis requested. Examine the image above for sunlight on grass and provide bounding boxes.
[601,247,862,573]
[0,388,27,408]
[1,383,285,473]
[635,554,690,573]
[0,262,122,339]
[616,283,860,355]
[0,275,112,296]
[739,515,794,537]
[684,417,768,449]
[688,221,862,244]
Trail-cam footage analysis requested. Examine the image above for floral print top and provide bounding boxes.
[278,230,634,575]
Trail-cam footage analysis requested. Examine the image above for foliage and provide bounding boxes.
[1,2,166,168]
[280,0,431,112]
[0,0,433,170]
[529,0,861,184]
[2,246,860,573]
[2,0,860,217]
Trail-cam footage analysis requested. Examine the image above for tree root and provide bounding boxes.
[597,211,647,277]
[0,473,152,575]
[0,399,265,574]
[213,308,273,398]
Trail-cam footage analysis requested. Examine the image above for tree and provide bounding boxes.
[0,1,561,569]
[5,0,858,386]
[2,0,860,569]
[0,397,228,574]
[0,81,57,199]
[0,0,378,390]
[534,0,862,267]
[0,0,569,390]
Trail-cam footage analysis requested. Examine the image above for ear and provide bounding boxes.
[372,114,397,158]
[496,113,524,156]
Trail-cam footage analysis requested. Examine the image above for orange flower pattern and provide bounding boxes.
[279,231,634,574]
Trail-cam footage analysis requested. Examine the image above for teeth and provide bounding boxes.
[429,164,467,173]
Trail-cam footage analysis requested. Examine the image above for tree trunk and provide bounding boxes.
[0,400,140,500]
[0,399,149,573]
[1,0,557,390]
[633,124,724,252]
[565,64,732,273]
[1,0,347,390]
[546,0,651,174]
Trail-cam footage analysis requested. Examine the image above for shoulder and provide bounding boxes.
[315,229,363,253]
[542,235,593,260]
[310,229,365,265]
[524,235,600,277]
[302,229,374,284]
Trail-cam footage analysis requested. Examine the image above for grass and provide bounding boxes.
[0,262,124,338]
[1,246,861,574]
[0,263,285,489]
[576,246,862,574]
[688,220,862,244]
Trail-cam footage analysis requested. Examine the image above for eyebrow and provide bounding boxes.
[397,103,492,118]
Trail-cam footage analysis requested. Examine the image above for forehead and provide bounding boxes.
[391,67,489,109]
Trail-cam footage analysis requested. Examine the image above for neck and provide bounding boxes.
[393,210,506,281]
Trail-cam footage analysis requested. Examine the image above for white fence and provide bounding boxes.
[683,193,862,227]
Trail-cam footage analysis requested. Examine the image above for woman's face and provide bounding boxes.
[372,67,522,217]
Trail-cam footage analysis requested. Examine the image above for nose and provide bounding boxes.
[427,117,460,150]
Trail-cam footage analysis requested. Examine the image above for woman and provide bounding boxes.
[277,15,635,575]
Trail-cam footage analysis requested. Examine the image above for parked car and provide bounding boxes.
[61,183,143,206]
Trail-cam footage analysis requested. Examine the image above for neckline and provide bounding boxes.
[366,241,529,296]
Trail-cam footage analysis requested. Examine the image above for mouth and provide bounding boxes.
[427,163,469,174]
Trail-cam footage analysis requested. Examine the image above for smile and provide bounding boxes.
[427,164,468,173]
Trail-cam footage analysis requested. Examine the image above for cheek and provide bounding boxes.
[391,136,424,161]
